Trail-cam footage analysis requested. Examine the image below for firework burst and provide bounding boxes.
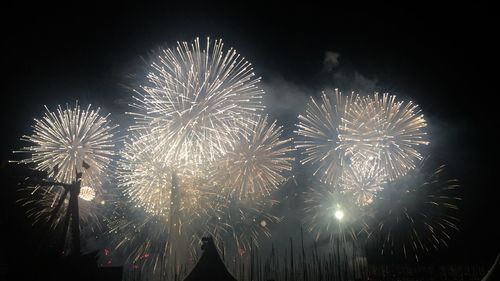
[295,89,358,184]
[211,116,294,200]
[339,93,429,180]
[371,161,460,261]
[339,159,387,206]
[118,133,174,217]
[16,103,117,188]
[115,37,274,278]
[129,37,264,166]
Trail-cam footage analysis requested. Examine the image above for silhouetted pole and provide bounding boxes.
[250,238,254,281]
[290,237,294,281]
[167,172,181,268]
[56,171,82,255]
[336,236,341,281]
[58,196,72,254]
[25,168,85,256]
[47,189,69,228]
[69,171,82,255]
[301,226,307,281]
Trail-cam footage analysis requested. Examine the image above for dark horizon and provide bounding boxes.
[1,2,497,278]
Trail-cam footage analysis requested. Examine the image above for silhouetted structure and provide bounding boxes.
[184,237,237,281]
[3,165,123,281]
[21,165,87,256]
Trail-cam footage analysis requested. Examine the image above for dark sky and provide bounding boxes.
[1,2,496,265]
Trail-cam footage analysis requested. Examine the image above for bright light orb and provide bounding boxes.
[334,209,344,221]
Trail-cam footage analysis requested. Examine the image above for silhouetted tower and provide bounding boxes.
[24,162,90,256]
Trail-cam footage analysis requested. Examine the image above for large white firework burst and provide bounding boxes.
[129,37,264,166]
[16,103,117,189]
[295,89,357,185]
[211,116,294,200]
[339,93,429,180]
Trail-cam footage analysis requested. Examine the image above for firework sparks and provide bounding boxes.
[118,133,213,222]
[129,37,265,166]
[295,89,358,184]
[296,90,428,184]
[16,102,117,188]
[339,159,387,206]
[116,131,218,278]
[116,37,275,277]
[372,161,461,261]
[118,133,174,217]
[212,116,294,200]
[339,93,429,180]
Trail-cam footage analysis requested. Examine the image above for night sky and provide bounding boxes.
[1,2,496,269]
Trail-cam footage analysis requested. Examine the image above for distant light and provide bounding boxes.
[79,186,96,201]
[335,210,344,221]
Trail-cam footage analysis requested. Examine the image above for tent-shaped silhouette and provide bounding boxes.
[183,237,237,281]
